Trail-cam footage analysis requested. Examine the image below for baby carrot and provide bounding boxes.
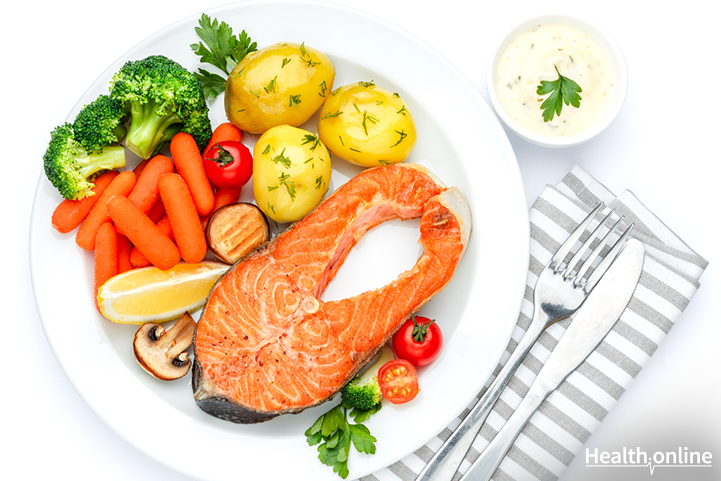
[117,234,134,274]
[200,187,242,229]
[52,170,119,234]
[75,170,136,251]
[94,222,118,312]
[129,216,175,268]
[202,122,243,157]
[107,195,181,271]
[127,154,174,214]
[146,197,166,223]
[132,158,150,177]
[170,132,215,216]
[159,173,207,263]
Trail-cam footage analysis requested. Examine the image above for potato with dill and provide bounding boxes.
[317,81,417,167]
[253,125,331,223]
[225,42,335,134]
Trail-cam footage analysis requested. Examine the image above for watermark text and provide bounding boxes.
[586,447,712,475]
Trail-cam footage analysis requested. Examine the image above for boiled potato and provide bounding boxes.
[317,81,417,167]
[253,125,331,223]
[225,42,335,134]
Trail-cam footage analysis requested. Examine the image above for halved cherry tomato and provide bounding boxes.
[392,313,443,366]
[203,140,253,190]
[378,359,420,404]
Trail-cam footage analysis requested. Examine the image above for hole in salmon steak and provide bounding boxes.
[320,217,422,302]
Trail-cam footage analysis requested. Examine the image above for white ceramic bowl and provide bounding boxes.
[487,14,628,148]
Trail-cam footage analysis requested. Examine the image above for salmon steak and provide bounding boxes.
[192,164,472,423]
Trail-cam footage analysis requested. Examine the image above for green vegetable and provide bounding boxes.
[305,346,394,478]
[110,55,212,160]
[72,94,128,154]
[340,345,394,415]
[536,65,583,122]
[190,13,257,100]
[305,405,378,479]
[43,123,126,200]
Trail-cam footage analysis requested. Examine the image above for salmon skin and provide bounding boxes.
[192,164,472,423]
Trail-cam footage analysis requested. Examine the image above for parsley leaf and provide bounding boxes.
[190,13,257,100]
[536,65,582,122]
[305,404,378,479]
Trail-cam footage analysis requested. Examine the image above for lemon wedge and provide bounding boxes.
[97,261,229,324]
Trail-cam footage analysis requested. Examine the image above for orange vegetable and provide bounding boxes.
[130,216,175,268]
[75,170,136,251]
[117,234,134,274]
[132,158,150,177]
[127,154,174,214]
[159,173,207,263]
[200,187,242,229]
[202,122,243,157]
[51,170,119,234]
[94,222,118,312]
[106,195,180,271]
[170,132,215,216]
[146,197,166,223]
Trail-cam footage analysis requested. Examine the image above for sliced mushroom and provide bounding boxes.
[205,202,270,264]
[133,312,196,380]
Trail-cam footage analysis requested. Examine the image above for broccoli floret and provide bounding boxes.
[73,94,128,154]
[43,123,126,200]
[341,345,395,412]
[110,54,212,159]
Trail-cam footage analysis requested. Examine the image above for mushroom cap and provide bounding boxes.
[133,312,196,380]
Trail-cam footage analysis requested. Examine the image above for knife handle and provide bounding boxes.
[460,389,546,481]
[415,319,548,481]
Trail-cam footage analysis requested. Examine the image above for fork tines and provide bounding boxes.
[551,203,635,292]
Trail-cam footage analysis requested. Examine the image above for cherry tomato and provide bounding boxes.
[203,140,253,190]
[392,313,443,366]
[378,359,420,404]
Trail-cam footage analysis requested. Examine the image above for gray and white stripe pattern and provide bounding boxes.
[360,165,708,481]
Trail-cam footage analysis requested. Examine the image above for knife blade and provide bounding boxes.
[460,238,645,481]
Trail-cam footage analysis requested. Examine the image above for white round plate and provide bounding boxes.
[30,1,529,480]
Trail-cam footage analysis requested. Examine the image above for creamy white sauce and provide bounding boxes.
[495,23,613,137]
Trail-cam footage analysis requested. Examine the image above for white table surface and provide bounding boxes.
[4,0,719,480]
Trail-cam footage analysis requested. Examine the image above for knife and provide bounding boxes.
[460,238,645,481]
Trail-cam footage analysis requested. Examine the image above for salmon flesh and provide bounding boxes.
[192,164,472,423]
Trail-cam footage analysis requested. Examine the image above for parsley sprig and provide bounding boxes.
[190,13,257,100]
[536,65,582,122]
[305,400,379,479]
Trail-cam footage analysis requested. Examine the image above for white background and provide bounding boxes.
[3,0,719,480]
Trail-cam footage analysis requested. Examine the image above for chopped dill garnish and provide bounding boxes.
[271,148,291,168]
[301,134,321,151]
[361,111,379,135]
[321,110,342,119]
[278,172,296,200]
[390,129,407,148]
[264,76,278,93]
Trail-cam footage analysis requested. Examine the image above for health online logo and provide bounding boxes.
[586,447,713,475]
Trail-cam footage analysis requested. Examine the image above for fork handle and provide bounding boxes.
[460,389,545,481]
[415,319,547,481]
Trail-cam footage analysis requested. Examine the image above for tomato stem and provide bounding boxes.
[212,143,234,167]
[410,312,435,343]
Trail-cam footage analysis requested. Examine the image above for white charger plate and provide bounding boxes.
[29,1,529,480]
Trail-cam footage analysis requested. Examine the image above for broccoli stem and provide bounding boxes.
[76,145,127,178]
[125,101,183,159]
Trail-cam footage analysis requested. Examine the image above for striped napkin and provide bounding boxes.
[360,165,708,481]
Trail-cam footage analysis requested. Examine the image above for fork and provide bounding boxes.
[415,203,634,481]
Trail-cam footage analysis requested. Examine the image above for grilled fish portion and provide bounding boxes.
[193,164,471,423]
